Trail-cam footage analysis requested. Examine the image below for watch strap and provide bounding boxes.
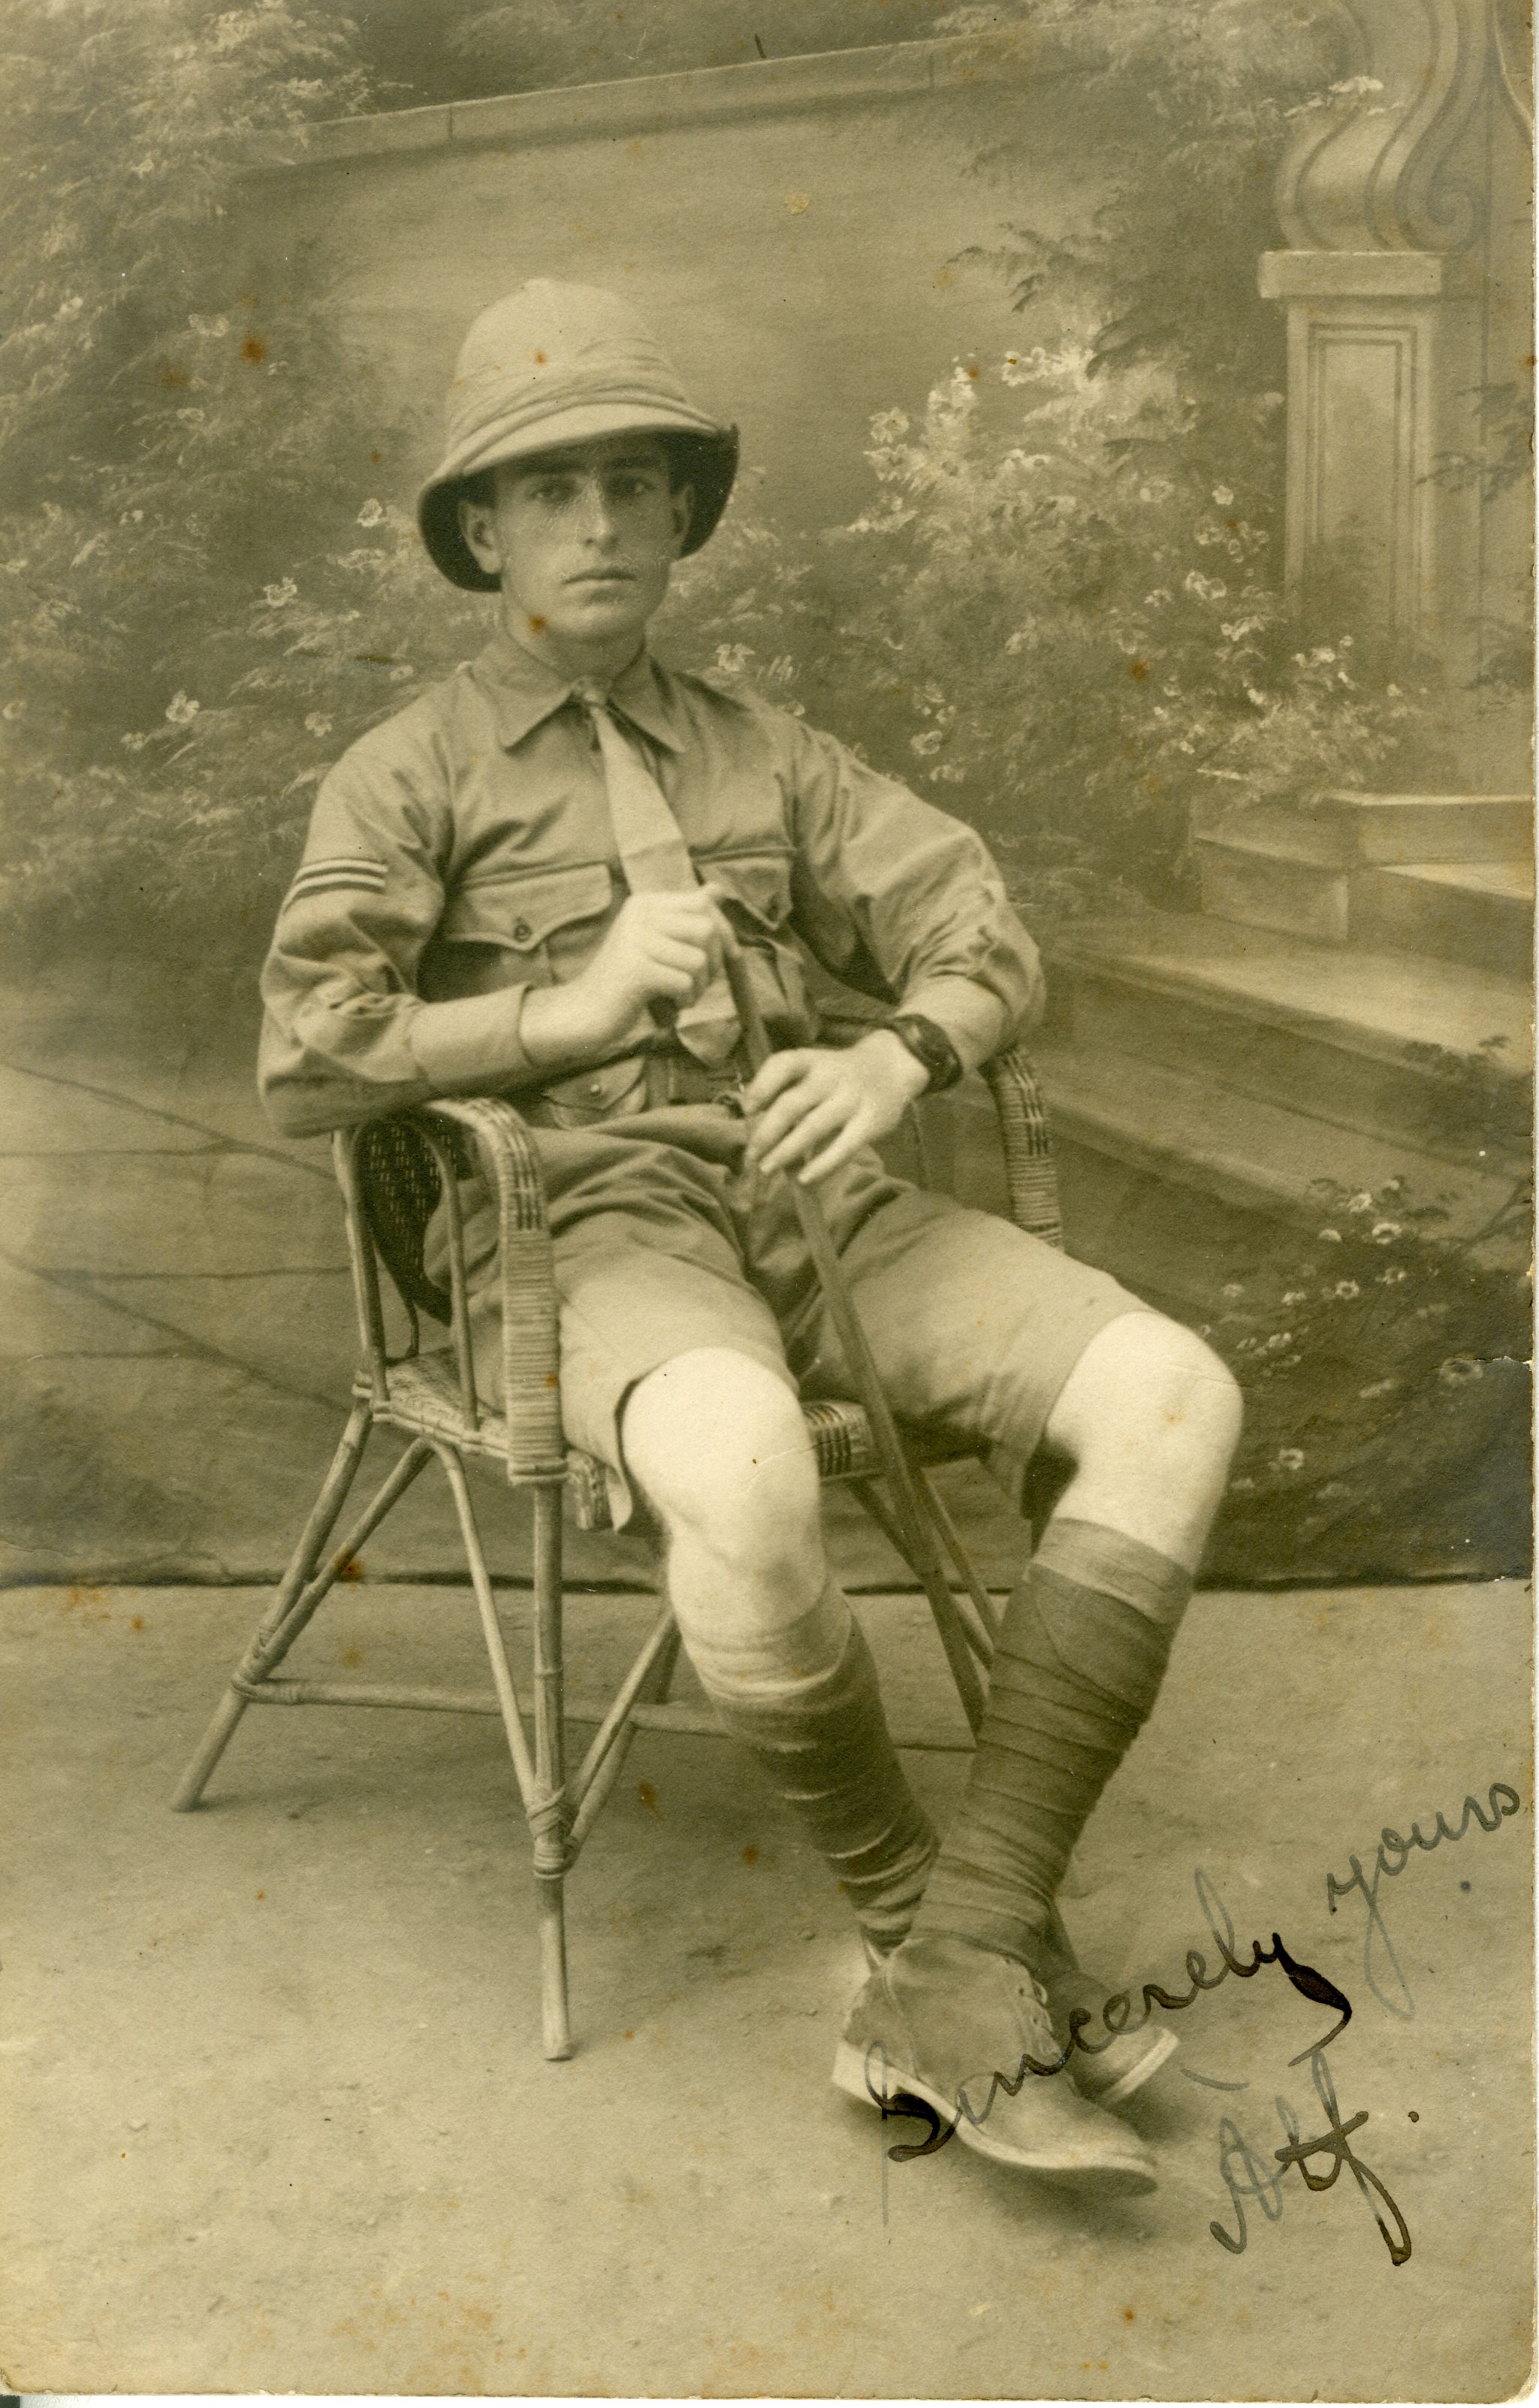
[885,1013,963,1093]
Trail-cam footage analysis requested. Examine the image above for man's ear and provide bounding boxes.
[457,489,502,577]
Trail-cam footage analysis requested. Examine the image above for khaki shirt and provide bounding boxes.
[258,630,1043,1138]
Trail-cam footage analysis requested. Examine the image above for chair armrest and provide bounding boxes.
[981,1048,1064,1250]
[417,1095,566,1481]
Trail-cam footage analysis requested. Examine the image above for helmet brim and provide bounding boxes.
[417,407,740,592]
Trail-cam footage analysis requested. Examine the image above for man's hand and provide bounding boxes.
[521,887,731,1069]
[744,1029,930,1187]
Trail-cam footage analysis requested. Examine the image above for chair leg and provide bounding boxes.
[433,1446,575,2061]
[564,1615,682,1854]
[170,1401,373,1810]
[530,1480,572,2064]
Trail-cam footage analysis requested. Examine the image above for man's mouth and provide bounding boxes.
[568,568,633,586]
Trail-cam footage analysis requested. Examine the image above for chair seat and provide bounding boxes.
[360,1353,885,1530]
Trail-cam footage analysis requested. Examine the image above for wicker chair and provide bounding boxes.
[170,1053,1064,2059]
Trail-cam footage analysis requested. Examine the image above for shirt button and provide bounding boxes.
[587,1080,605,1098]
[511,917,533,943]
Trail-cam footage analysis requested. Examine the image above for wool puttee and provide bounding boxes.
[910,1516,1193,1967]
[697,1594,937,1949]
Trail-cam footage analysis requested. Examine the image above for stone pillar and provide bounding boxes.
[1259,246,1447,642]
[1260,0,1531,708]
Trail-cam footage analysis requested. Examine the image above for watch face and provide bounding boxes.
[892,1016,960,1089]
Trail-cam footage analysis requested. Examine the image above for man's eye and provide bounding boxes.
[531,480,574,504]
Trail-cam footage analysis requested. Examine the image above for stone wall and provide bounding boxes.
[239,34,1097,534]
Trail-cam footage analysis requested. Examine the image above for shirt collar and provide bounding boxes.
[470,627,688,754]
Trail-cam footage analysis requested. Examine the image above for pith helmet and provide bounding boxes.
[418,279,740,591]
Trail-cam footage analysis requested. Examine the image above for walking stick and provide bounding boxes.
[718,938,988,1730]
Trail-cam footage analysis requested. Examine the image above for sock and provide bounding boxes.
[910,1518,1193,1967]
[693,1587,938,1948]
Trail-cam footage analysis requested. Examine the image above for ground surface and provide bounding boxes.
[3,1577,1531,2399]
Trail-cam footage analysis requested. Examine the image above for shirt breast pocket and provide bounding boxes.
[697,846,794,940]
[438,860,616,988]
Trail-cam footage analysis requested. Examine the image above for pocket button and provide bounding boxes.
[511,918,533,943]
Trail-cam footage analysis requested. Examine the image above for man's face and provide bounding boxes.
[458,433,691,654]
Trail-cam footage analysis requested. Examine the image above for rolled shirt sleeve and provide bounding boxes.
[781,718,1045,1074]
[258,733,539,1138]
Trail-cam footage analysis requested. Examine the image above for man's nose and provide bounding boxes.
[573,476,620,542]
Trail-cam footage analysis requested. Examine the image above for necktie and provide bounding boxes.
[576,684,741,1066]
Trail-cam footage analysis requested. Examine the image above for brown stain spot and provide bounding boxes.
[964,361,980,380]
[341,1644,364,1668]
[1123,2307,1136,2322]
[637,1779,662,1820]
[534,349,548,364]
[241,335,267,364]
[337,1554,365,1583]
[158,362,189,388]
[1227,515,1241,530]
[1128,658,1150,681]
[622,2029,634,2041]
[255,1890,266,1901]
[741,1844,759,1866]
[131,1615,144,1631]
[370,449,383,463]
[544,1372,558,1388]
[527,615,546,634]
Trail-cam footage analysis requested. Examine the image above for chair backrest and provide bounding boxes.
[352,1118,458,1328]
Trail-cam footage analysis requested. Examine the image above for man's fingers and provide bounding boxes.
[757,1095,849,1178]
[744,1068,827,1162]
[644,962,699,1003]
[629,891,722,939]
[746,1087,816,1164]
[642,935,711,977]
[744,1049,816,1112]
[795,1123,867,1186]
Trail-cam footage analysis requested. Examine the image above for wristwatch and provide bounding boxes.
[883,1013,964,1093]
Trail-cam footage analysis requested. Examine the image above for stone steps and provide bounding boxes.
[1193,787,1533,975]
[1042,907,1530,1172]
[1192,789,1532,866]
[1353,860,1534,980]
[1028,1035,1522,1259]
[1196,835,1534,972]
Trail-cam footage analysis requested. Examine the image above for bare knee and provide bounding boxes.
[1047,1311,1243,1474]
[621,1346,821,1579]
[1040,1313,1241,1570]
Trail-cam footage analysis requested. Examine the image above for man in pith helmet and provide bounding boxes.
[261,279,1242,2193]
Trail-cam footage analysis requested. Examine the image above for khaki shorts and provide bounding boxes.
[436,1102,1147,1527]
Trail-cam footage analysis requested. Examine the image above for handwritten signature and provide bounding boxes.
[1210,2042,1413,2265]
[865,1775,1524,2261]
[1324,1779,1522,2018]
